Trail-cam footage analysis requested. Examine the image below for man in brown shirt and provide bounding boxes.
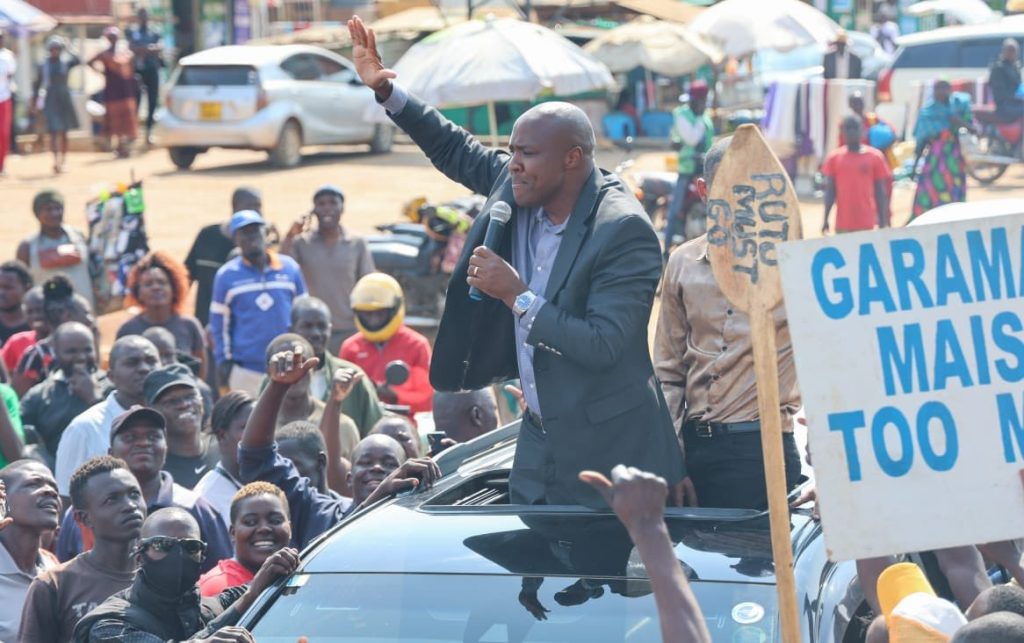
[654,136,803,510]
[280,184,375,353]
[18,456,143,642]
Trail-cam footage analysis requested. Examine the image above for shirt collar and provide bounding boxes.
[152,471,176,508]
[534,208,569,234]
[697,234,710,262]
[242,249,283,271]
[0,540,49,578]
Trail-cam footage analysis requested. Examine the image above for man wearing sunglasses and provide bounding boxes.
[73,506,299,643]
[55,406,231,573]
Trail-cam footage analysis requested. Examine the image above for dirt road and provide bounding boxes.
[3,142,1024,267]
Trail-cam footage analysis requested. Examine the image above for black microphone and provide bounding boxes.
[469,201,513,301]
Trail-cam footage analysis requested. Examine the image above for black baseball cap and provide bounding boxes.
[144,363,198,406]
[110,406,166,442]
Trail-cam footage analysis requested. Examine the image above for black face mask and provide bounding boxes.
[139,543,203,598]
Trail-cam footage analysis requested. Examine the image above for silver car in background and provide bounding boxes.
[157,44,393,169]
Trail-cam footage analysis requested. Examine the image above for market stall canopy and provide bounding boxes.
[391,15,614,106]
[0,0,57,32]
[612,0,704,24]
[687,0,841,59]
[905,0,998,25]
[583,15,721,76]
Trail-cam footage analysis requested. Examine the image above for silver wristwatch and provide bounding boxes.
[513,290,537,317]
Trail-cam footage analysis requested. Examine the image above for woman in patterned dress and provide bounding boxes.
[911,80,975,219]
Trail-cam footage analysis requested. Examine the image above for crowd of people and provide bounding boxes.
[0,11,1023,643]
[0,153,498,640]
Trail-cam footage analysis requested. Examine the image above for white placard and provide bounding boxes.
[777,214,1024,561]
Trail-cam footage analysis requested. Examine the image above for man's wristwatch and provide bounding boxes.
[513,290,537,317]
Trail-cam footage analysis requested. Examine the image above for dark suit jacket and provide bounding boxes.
[388,94,684,506]
[823,49,863,79]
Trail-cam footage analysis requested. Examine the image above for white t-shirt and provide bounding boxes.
[0,49,15,102]
[54,393,127,496]
[193,463,242,532]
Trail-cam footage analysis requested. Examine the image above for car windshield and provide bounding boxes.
[177,65,258,86]
[249,573,779,642]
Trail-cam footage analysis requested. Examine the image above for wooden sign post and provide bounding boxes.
[706,124,803,642]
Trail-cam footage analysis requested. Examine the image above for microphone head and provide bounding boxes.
[490,201,513,224]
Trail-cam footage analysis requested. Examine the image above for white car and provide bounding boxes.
[157,44,393,169]
[877,19,1024,135]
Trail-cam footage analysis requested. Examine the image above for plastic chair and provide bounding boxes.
[641,111,675,138]
[602,112,637,141]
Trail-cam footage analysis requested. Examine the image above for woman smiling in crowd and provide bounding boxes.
[198,481,293,596]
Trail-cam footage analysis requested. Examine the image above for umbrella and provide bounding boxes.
[391,15,614,144]
[0,0,57,32]
[687,0,841,59]
[905,0,997,25]
[583,15,721,76]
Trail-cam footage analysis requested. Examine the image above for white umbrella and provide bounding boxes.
[583,15,722,76]
[687,0,841,59]
[905,0,998,25]
[391,15,614,144]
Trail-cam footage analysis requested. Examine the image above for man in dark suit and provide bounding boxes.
[347,17,687,508]
[823,30,862,80]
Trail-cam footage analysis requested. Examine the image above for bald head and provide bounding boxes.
[141,506,200,540]
[517,102,596,158]
[142,327,177,365]
[231,186,262,214]
[433,389,498,443]
[702,135,733,192]
[352,433,405,463]
[952,612,1024,642]
[110,335,158,367]
[53,321,93,346]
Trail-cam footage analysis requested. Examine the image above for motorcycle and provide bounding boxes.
[965,105,1022,186]
[365,195,485,328]
[614,139,706,251]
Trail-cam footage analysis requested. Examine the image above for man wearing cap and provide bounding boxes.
[665,82,714,259]
[280,185,374,353]
[210,210,306,396]
[54,335,161,505]
[55,406,230,573]
[824,30,862,80]
[145,363,219,489]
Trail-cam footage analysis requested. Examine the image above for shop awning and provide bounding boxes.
[0,0,58,32]
[612,0,704,24]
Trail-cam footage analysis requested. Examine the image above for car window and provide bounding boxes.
[313,55,355,83]
[177,65,258,86]
[959,37,1013,68]
[281,54,321,81]
[893,41,958,68]
[249,573,780,642]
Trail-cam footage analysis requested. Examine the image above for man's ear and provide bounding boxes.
[74,508,92,531]
[318,451,328,471]
[565,146,584,170]
[229,524,235,540]
[696,177,708,202]
[470,405,483,428]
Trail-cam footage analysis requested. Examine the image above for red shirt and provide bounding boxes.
[1,330,36,373]
[340,325,433,414]
[821,146,892,232]
[198,558,254,597]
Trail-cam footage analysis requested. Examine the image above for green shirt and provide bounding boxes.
[0,384,25,469]
[671,105,715,175]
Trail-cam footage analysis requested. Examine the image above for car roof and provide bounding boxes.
[295,421,817,586]
[908,199,1024,225]
[179,44,336,67]
[898,18,1024,47]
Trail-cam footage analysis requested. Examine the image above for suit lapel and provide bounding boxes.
[544,169,601,300]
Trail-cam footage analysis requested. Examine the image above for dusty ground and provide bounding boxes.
[3,141,1024,347]
[6,141,1024,260]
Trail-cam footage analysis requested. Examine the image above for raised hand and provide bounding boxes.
[580,465,668,536]
[347,16,397,96]
[331,367,365,404]
[268,345,320,387]
[250,547,300,595]
[362,457,441,506]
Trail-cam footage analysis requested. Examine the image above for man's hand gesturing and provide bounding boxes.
[347,16,398,98]
[269,345,320,387]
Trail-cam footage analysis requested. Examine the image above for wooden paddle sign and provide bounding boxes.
[706,124,803,642]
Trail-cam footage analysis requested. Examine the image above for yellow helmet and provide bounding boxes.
[351,272,405,343]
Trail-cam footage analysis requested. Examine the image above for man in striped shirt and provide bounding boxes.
[210,211,306,396]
